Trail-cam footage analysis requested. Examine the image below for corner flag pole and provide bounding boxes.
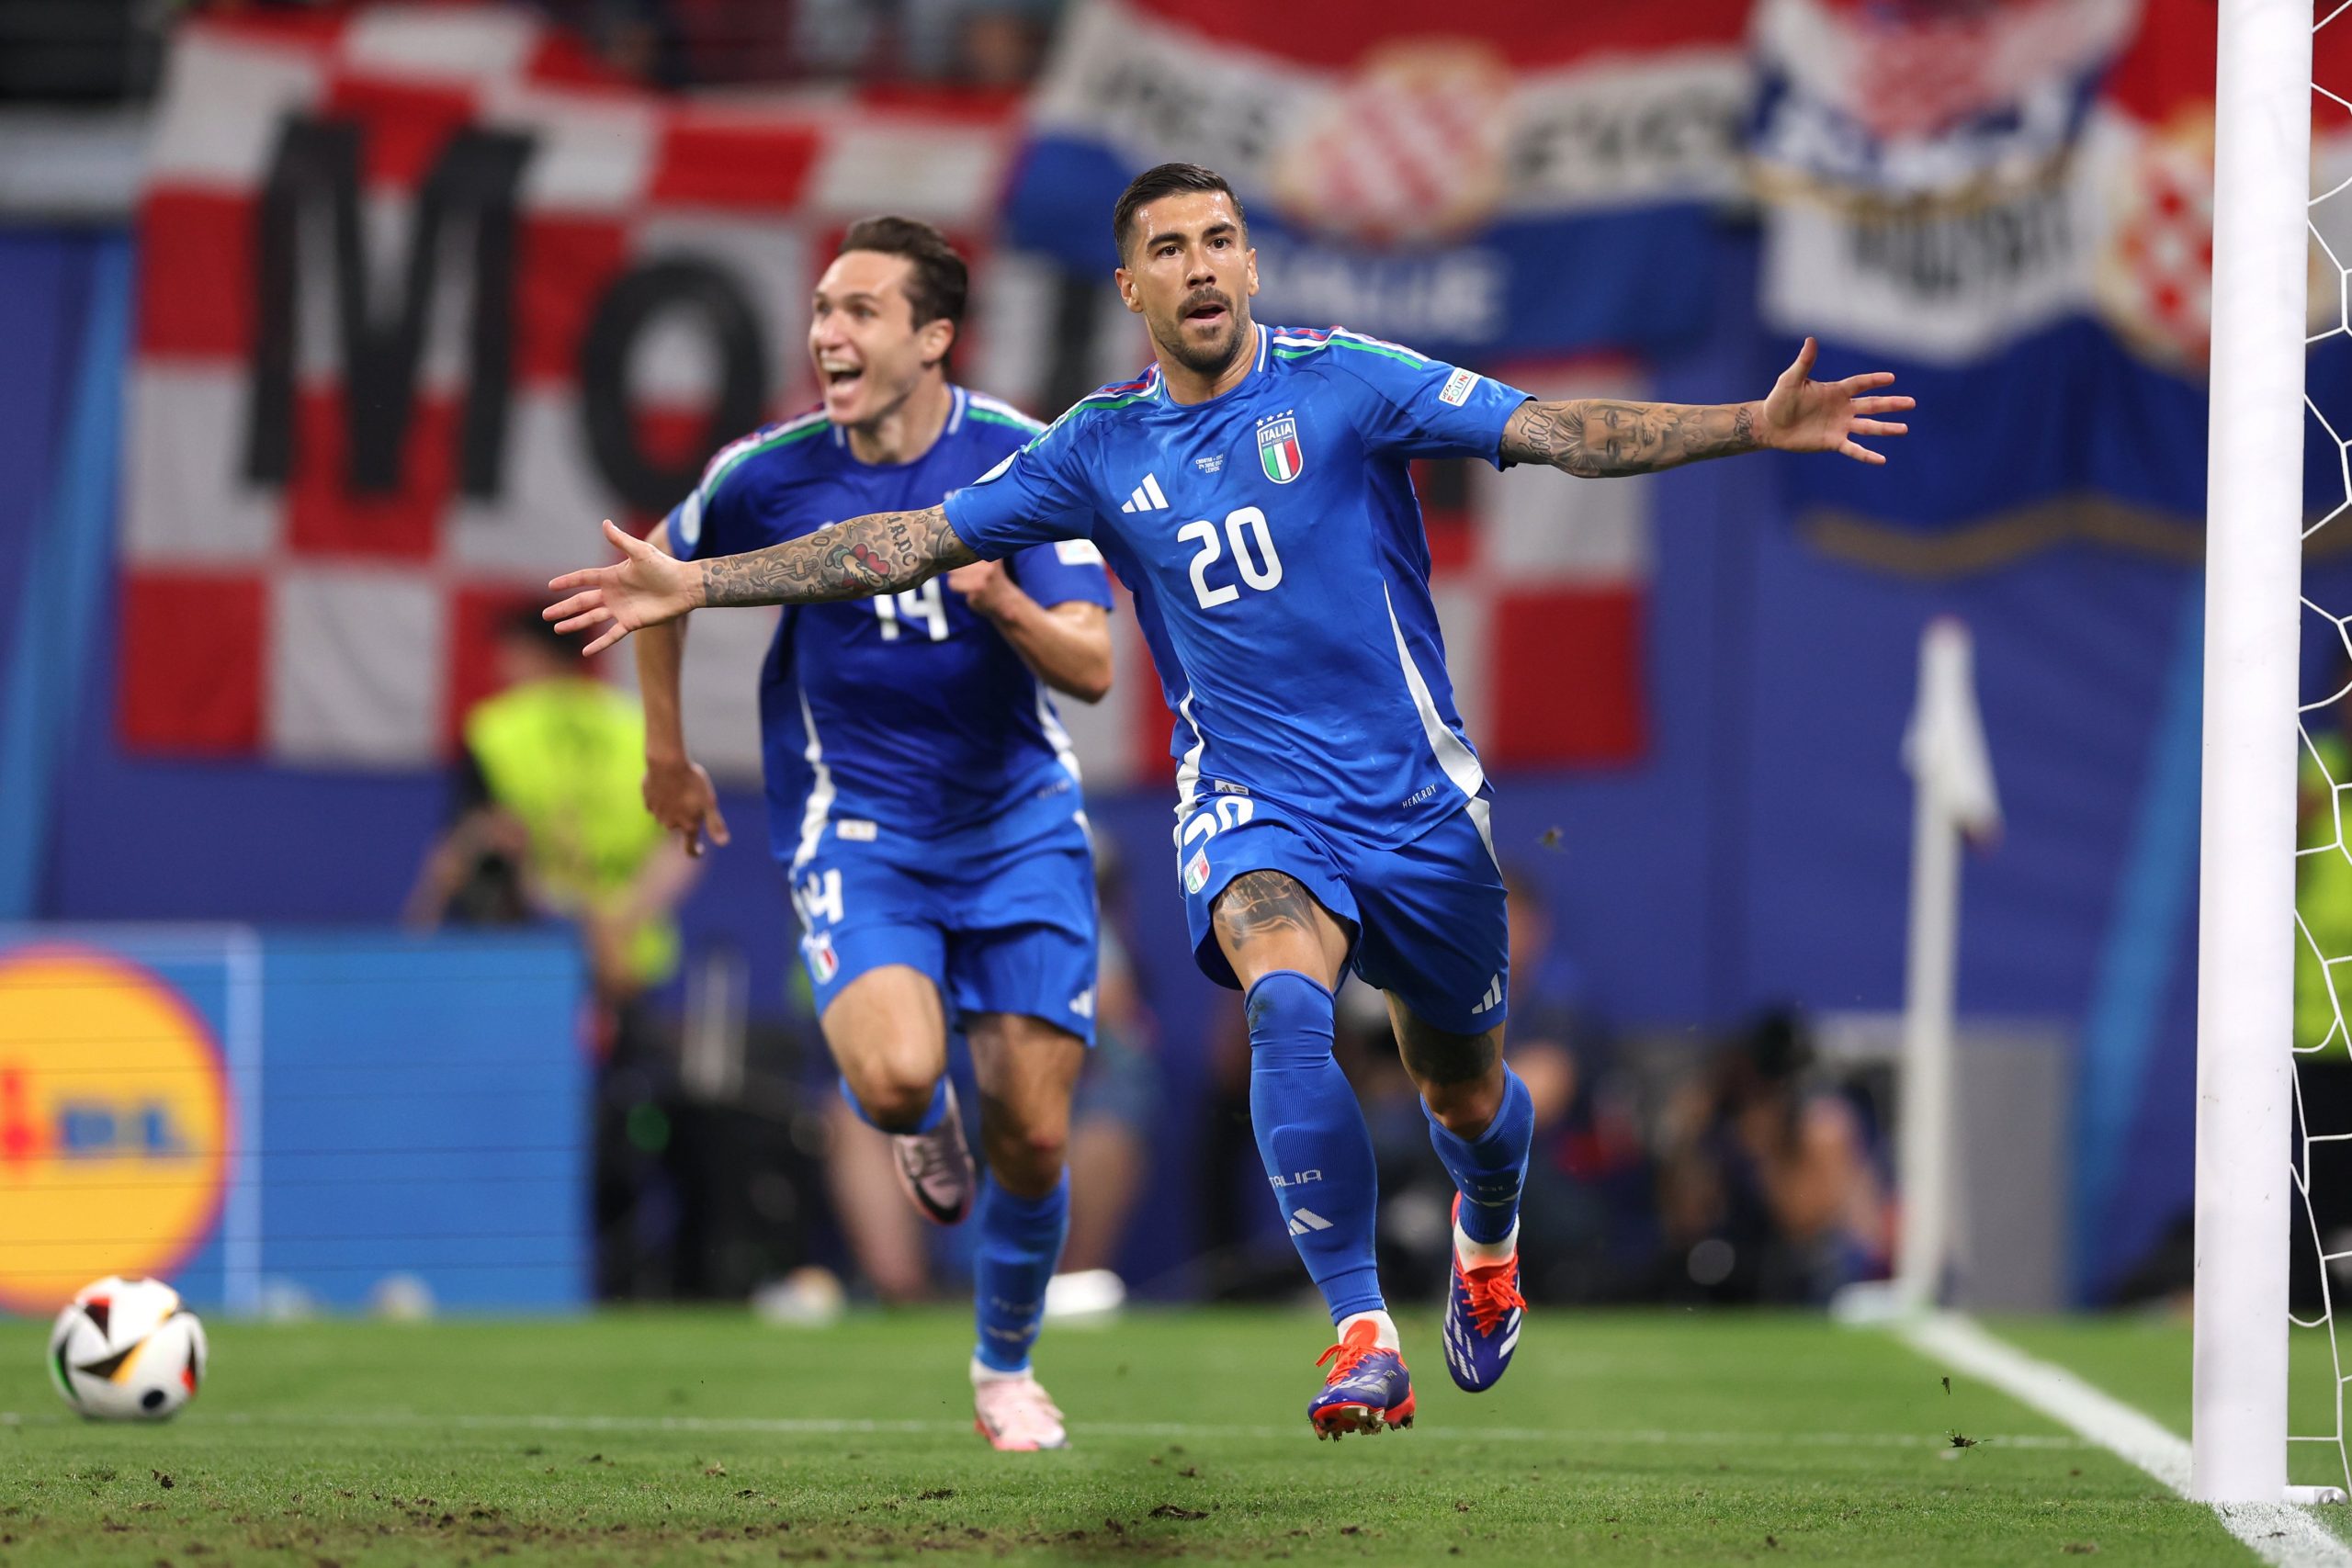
[1893,618,2002,1315]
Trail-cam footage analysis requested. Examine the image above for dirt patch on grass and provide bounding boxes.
[0,1507,1223,1564]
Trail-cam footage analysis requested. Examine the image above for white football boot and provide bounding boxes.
[890,1081,977,1225]
[971,1359,1069,1450]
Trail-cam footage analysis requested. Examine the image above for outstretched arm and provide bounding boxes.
[1498,336,1913,478]
[546,506,977,656]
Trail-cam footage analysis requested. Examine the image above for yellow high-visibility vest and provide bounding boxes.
[464,678,677,987]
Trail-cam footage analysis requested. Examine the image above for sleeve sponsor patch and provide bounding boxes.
[1055,538,1104,565]
[1438,367,1480,407]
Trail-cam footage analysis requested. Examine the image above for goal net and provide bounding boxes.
[2294,0,2352,1499]
[2201,0,2352,1506]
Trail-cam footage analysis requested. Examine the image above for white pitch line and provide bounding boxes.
[1900,1313,2352,1568]
[0,1407,2085,1450]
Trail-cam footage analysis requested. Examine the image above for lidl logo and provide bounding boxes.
[0,946,231,1314]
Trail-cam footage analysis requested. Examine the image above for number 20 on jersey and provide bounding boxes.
[1181,506,1283,609]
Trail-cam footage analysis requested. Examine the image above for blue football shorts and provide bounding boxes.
[787,814,1099,1045]
[1174,791,1509,1037]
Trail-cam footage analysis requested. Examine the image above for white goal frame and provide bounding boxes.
[2192,0,2316,1506]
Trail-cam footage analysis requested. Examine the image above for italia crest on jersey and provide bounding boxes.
[1256,416,1304,484]
[805,931,841,985]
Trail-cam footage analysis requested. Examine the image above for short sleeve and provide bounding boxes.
[942,414,1097,560]
[1318,333,1529,468]
[1009,536,1114,610]
[663,428,772,560]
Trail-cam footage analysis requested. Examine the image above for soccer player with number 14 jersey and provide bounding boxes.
[550,164,1913,1438]
[631,218,1114,1450]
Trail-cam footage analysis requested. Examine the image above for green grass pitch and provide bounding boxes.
[0,1307,2329,1563]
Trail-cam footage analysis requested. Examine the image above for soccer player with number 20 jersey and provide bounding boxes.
[551,164,1913,1439]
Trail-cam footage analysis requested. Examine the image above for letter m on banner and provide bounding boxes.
[117,7,1011,771]
[243,116,532,506]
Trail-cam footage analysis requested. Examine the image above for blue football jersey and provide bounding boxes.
[944,325,1529,850]
[666,387,1113,865]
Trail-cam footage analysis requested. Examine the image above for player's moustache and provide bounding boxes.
[1182,289,1232,321]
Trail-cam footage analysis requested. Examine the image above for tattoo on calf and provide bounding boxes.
[699,504,977,608]
[1396,1019,1501,1087]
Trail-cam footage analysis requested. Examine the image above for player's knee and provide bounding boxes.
[1012,1122,1071,1179]
[1419,1077,1505,1137]
[842,1057,940,1130]
[985,1113,1069,1192]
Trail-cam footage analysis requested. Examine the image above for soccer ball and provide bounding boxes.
[46,1277,207,1421]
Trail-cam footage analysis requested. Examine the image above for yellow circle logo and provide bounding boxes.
[0,946,232,1314]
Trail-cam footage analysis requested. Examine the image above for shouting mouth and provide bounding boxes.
[1182,295,1230,330]
[820,360,865,400]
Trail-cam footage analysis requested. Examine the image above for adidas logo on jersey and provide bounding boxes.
[1471,975,1503,1015]
[1069,987,1095,1020]
[1287,1207,1333,1236]
[1119,473,1170,513]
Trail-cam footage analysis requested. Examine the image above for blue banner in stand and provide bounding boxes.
[1749,0,2352,535]
[1004,0,1754,362]
[0,926,588,1315]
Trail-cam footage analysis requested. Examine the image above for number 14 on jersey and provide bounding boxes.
[874,579,948,641]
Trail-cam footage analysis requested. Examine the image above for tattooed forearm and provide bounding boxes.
[1214,870,1323,948]
[1500,398,1760,478]
[696,504,978,608]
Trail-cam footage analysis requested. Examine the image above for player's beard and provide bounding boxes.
[1158,292,1246,378]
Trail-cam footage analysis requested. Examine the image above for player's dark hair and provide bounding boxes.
[502,603,571,658]
[836,215,968,335]
[1112,163,1247,261]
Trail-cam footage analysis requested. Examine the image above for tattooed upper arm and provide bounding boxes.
[699,503,978,608]
[1500,398,1758,478]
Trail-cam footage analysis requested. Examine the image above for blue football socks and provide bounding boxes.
[838,1073,947,1135]
[1245,969,1385,1325]
[973,1172,1069,1374]
[1425,1064,1534,1247]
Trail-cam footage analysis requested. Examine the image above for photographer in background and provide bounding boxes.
[1655,1009,1891,1304]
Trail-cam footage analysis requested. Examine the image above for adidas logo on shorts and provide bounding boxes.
[1471,975,1503,1015]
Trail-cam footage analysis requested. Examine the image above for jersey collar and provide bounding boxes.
[827,386,967,462]
[1148,326,1270,414]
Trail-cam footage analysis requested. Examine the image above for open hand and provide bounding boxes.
[546,520,701,655]
[1759,337,1914,465]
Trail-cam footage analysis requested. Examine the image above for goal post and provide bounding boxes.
[2192,0,2314,1507]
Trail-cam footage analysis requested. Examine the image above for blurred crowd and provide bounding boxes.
[530,0,1067,90]
[0,0,1064,103]
[405,611,1896,1314]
